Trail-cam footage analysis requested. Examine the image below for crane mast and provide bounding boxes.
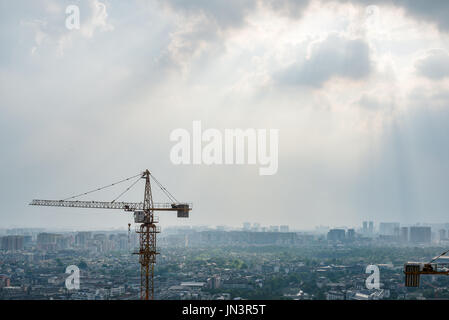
[30,169,192,300]
[137,169,158,301]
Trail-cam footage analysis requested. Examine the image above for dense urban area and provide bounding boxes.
[1,221,449,300]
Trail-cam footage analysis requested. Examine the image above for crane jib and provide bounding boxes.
[29,199,192,212]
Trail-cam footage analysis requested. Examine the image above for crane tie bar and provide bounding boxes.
[62,173,142,201]
[150,173,179,203]
[111,175,142,203]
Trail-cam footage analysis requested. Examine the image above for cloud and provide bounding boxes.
[79,0,114,38]
[14,0,114,57]
[392,0,449,32]
[157,0,258,68]
[162,0,449,34]
[160,0,256,29]
[159,0,313,66]
[261,0,311,19]
[330,0,449,32]
[357,92,394,111]
[275,33,372,87]
[415,49,449,80]
[152,0,449,73]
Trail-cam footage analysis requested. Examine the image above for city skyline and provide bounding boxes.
[2,219,449,233]
[2,218,449,301]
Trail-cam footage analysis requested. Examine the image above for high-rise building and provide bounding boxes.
[347,229,355,240]
[243,222,251,231]
[379,223,400,236]
[23,235,33,248]
[0,236,24,251]
[93,233,110,253]
[394,227,400,238]
[410,227,431,244]
[368,221,374,235]
[75,231,92,248]
[207,275,221,289]
[439,229,447,241]
[327,229,346,242]
[280,225,289,233]
[37,233,60,251]
[401,227,409,242]
[56,236,72,250]
[362,221,368,235]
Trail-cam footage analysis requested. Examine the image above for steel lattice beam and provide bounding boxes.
[30,199,191,212]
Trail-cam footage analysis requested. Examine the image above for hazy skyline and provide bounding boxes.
[1,0,449,230]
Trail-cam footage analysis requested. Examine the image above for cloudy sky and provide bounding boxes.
[1,0,449,230]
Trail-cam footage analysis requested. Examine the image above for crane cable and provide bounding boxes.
[429,248,449,264]
[111,175,142,203]
[62,173,142,201]
[150,173,179,203]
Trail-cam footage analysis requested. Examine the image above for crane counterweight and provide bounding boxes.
[404,248,449,287]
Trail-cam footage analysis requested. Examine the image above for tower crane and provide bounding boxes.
[404,248,449,287]
[30,169,192,300]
